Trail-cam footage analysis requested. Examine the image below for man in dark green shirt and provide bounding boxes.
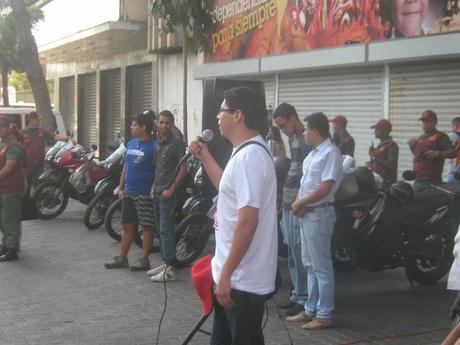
[0,116,26,261]
[147,110,187,282]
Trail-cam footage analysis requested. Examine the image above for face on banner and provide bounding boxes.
[391,0,429,37]
[205,0,460,62]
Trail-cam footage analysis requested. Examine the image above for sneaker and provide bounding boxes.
[285,303,305,316]
[146,263,166,276]
[286,311,313,323]
[302,318,333,330]
[104,256,129,269]
[277,298,296,309]
[150,265,176,282]
[130,257,150,271]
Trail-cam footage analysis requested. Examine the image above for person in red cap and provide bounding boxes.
[368,119,399,188]
[330,115,355,157]
[0,116,26,261]
[408,109,455,192]
[17,111,69,186]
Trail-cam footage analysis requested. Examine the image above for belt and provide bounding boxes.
[305,202,334,212]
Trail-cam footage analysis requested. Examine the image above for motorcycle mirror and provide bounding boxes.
[402,170,416,181]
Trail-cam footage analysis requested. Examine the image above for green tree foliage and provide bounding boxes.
[0,0,43,104]
[151,0,214,52]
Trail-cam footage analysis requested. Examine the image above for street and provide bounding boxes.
[0,200,456,345]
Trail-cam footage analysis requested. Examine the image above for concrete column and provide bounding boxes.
[53,77,60,112]
[95,69,102,156]
[120,65,127,141]
[74,74,79,142]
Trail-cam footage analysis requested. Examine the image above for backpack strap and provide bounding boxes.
[230,140,273,162]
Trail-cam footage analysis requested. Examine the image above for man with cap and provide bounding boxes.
[368,119,399,188]
[0,116,26,261]
[408,109,455,192]
[330,115,355,157]
[18,111,69,186]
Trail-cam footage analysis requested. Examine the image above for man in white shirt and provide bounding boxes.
[287,112,342,330]
[188,86,277,345]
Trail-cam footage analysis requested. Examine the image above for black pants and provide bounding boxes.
[211,289,267,345]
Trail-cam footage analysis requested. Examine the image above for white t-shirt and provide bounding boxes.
[448,227,460,290]
[212,135,278,295]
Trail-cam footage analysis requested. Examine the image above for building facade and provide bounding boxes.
[193,0,460,175]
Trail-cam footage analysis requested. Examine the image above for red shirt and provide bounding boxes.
[0,137,26,193]
[410,130,451,182]
[369,139,399,188]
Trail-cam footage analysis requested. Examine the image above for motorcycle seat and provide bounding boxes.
[399,188,452,219]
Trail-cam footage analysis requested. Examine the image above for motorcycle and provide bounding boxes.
[332,166,460,285]
[32,141,87,219]
[174,157,217,267]
[83,142,125,230]
[33,141,106,219]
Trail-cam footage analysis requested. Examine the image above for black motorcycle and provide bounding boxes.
[83,143,125,230]
[332,167,460,285]
[174,157,217,267]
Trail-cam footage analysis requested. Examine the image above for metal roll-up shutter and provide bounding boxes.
[278,66,384,165]
[129,63,152,116]
[78,73,97,149]
[101,69,121,155]
[390,59,460,177]
[59,76,76,137]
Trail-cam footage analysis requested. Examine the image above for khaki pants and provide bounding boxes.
[0,193,23,250]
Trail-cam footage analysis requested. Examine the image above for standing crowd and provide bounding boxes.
[1,88,460,344]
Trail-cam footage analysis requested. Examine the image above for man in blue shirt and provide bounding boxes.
[287,112,342,330]
[105,112,156,271]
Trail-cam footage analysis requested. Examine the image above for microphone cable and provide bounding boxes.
[154,268,168,345]
[271,296,294,345]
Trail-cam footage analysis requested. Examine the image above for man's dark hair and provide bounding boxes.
[273,103,298,120]
[132,112,153,134]
[303,112,329,138]
[158,110,175,122]
[223,86,261,131]
[452,116,460,127]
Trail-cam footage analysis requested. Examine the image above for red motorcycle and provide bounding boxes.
[33,141,106,219]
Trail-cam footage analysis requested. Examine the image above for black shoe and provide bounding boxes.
[0,249,18,262]
[277,298,296,310]
[0,247,6,256]
[285,303,305,316]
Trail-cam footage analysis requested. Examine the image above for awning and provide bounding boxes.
[38,20,148,64]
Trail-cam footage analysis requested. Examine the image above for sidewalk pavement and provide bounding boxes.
[0,200,455,345]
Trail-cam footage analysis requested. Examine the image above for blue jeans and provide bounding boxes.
[281,209,307,305]
[153,192,176,266]
[299,207,336,320]
[448,171,458,183]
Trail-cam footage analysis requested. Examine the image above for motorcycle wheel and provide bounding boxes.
[133,224,161,254]
[104,198,123,241]
[406,227,454,285]
[33,180,69,220]
[84,191,116,230]
[175,213,213,268]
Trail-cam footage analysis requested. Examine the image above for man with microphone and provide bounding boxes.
[188,87,278,344]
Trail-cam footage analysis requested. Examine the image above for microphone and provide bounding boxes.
[178,129,214,165]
